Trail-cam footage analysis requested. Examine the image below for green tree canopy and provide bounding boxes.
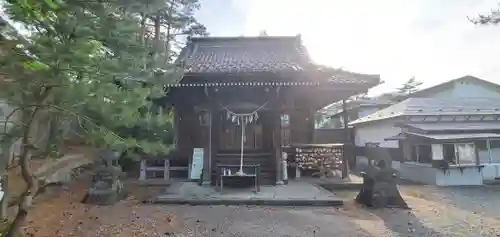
[0,0,207,235]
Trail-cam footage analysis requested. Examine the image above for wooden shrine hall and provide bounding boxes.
[163,35,380,185]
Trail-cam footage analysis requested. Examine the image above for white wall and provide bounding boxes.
[436,167,484,186]
[395,162,437,184]
[354,119,401,148]
[482,165,500,181]
[393,161,484,185]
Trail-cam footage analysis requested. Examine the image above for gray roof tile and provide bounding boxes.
[403,122,500,131]
[177,36,381,86]
[405,132,500,140]
[350,97,500,125]
[179,36,309,74]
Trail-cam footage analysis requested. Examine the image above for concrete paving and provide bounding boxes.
[154,180,343,206]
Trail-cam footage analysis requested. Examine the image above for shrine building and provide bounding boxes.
[165,35,380,185]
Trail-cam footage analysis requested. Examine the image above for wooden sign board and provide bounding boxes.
[190,148,204,180]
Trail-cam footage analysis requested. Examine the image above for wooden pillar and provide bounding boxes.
[209,108,220,184]
[307,107,315,143]
[271,87,283,185]
[204,88,219,185]
[341,99,350,178]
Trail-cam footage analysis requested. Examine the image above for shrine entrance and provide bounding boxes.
[218,107,266,152]
[165,35,381,186]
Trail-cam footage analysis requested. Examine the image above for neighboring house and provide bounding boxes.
[405,75,500,99]
[314,93,401,144]
[319,96,398,129]
[350,75,500,186]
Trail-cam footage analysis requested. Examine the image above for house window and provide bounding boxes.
[489,140,500,163]
[443,144,456,164]
[415,144,432,163]
[410,145,418,162]
[455,143,475,164]
[476,140,490,164]
[443,143,476,165]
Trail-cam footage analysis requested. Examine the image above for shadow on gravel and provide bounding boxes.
[401,185,500,220]
[366,208,444,237]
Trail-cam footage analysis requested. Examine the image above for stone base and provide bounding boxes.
[355,179,409,208]
[82,189,127,205]
[155,181,342,207]
[152,198,343,206]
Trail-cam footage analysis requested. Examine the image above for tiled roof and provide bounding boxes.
[405,132,500,140]
[324,68,380,85]
[179,36,309,74]
[321,97,394,117]
[177,36,381,87]
[349,97,500,125]
[403,75,500,99]
[402,122,500,131]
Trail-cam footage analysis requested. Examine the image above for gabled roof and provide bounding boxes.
[178,35,310,74]
[175,35,382,88]
[406,75,500,98]
[349,97,500,125]
[322,97,394,118]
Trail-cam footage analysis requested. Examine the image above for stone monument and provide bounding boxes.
[82,149,127,205]
[355,160,408,208]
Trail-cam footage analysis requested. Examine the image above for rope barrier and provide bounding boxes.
[220,101,269,175]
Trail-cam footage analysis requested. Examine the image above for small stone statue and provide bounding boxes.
[82,149,127,205]
[355,160,408,208]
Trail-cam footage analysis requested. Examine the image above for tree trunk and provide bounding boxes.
[5,145,37,237]
[5,110,38,237]
[140,13,147,70]
[0,173,8,221]
[164,3,173,65]
[43,116,61,157]
[0,141,11,221]
[154,12,162,67]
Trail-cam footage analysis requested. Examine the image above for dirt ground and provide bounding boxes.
[18,179,500,237]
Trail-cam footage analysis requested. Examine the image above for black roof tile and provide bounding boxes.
[179,35,309,73]
[177,35,381,87]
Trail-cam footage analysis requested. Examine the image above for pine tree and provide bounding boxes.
[469,8,500,25]
[397,77,423,95]
[0,0,206,235]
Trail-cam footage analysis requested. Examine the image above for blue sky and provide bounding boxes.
[196,0,500,95]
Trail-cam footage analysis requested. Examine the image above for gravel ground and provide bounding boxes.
[19,179,500,237]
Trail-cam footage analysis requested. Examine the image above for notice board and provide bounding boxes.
[190,148,204,180]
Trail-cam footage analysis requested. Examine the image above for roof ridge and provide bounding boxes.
[188,35,300,41]
[350,97,500,125]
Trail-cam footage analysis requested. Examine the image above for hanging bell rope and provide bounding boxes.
[220,101,268,175]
